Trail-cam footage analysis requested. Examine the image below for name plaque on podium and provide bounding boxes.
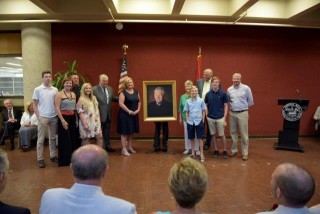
[275,99,309,152]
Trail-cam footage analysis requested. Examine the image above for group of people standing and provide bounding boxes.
[1,67,254,168]
[31,71,141,168]
[179,68,254,162]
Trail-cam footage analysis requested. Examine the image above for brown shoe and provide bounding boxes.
[229,152,237,157]
[242,155,248,161]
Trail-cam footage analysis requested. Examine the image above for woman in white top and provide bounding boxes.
[19,102,38,151]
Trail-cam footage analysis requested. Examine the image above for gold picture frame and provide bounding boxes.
[143,80,177,122]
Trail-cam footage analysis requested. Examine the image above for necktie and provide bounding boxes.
[103,87,109,103]
[8,109,13,119]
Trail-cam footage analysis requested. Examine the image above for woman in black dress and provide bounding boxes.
[117,77,141,156]
[55,77,77,166]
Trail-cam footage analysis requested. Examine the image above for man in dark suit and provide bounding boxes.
[93,74,118,152]
[0,99,22,151]
[147,87,173,152]
[0,149,31,214]
[196,68,213,150]
[70,74,81,103]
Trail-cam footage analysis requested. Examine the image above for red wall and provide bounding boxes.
[52,23,320,138]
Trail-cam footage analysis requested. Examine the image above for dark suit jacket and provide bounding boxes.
[1,108,22,128]
[148,100,173,117]
[196,78,221,98]
[0,201,31,214]
[196,78,212,98]
[92,85,118,122]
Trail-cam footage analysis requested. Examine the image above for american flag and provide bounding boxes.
[118,55,128,94]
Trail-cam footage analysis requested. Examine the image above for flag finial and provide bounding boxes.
[198,46,201,55]
[122,44,129,55]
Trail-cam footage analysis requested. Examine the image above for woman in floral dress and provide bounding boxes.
[76,83,102,146]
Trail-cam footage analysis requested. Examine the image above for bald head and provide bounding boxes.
[71,145,108,181]
[203,68,213,81]
[271,163,315,207]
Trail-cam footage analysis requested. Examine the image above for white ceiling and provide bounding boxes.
[0,0,320,29]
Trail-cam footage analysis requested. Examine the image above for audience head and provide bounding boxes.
[71,144,108,184]
[0,149,9,193]
[24,101,34,114]
[203,68,213,81]
[71,74,80,86]
[122,77,134,89]
[168,157,208,209]
[153,87,165,104]
[232,73,242,87]
[271,163,315,208]
[3,99,13,109]
[184,80,193,94]
[99,74,109,87]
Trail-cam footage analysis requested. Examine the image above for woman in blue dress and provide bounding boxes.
[117,77,141,156]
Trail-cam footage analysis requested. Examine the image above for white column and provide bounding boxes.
[21,23,52,102]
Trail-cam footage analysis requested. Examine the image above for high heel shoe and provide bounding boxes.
[127,147,136,154]
[121,149,130,156]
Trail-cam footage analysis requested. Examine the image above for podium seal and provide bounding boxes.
[282,103,303,121]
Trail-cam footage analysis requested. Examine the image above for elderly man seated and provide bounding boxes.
[0,99,22,151]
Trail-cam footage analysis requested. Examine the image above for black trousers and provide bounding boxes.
[1,121,19,147]
[154,122,168,148]
[101,119,111,148]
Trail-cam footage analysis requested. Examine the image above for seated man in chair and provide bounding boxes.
[0,99,22,151]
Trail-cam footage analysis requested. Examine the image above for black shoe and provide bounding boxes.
[213,150,219,158]
[50,156,58,163]
[22,146,29,152]
[223,151,228,159]
[154,147,160,152]
[38,160,46,168]
[9,146,15,151]
[204,144,210,150]
[162,147,168,152]
[105,146,116,153]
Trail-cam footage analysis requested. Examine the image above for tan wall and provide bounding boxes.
[0,32,22,54]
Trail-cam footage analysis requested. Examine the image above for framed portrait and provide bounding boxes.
[143,80,177,122]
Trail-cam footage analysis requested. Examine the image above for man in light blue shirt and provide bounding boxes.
[39,144,136,214]
[256,163,319,214]
[227,73,254,161]
[184,86,207,162]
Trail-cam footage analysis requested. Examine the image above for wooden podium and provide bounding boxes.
[274,99,309,152]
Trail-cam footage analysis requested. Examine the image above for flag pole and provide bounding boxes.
[199,46,201,55]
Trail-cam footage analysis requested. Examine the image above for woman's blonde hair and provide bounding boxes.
[168,157,208,209]
[80,83,98,113]
[121,76,133,90]
[24,102,33,114]
[184,80,193,86]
